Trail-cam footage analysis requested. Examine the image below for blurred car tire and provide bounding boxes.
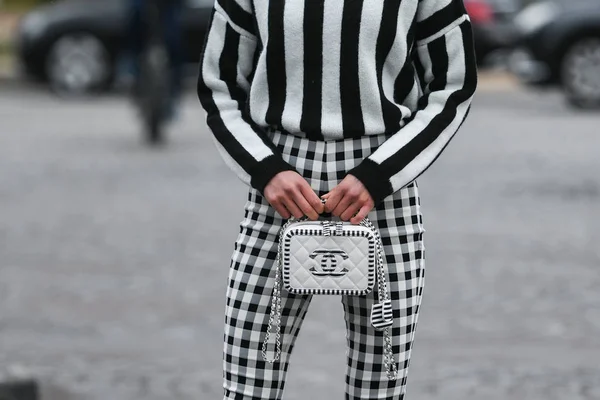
[561,36,600,109]
[45,32,113,96]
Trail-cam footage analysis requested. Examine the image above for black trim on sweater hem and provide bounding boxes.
[251,155,296,195]
[347,159,393,205]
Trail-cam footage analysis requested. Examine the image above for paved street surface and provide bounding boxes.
[1,84,600,400]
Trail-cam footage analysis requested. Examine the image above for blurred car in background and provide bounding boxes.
[16,0,524,94]
[15,0,212,94]
[465,0,521,64]
[510,0,600,108]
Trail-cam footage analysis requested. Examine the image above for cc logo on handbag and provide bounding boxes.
[309,249,349,277]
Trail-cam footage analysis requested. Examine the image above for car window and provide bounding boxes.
[186,0,213,8]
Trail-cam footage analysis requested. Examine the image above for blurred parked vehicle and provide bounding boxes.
[15,0,212,94]
[511,0,600,108]
[15,0,527,94]
[465,0,521,64]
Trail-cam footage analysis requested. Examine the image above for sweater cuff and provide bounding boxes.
[347,158,394,205]
[250,154,296,194]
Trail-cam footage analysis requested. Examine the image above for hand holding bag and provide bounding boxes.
[262,214,399,381]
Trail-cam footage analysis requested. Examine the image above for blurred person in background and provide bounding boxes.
[126,0,184,118]
[198,0,478,399]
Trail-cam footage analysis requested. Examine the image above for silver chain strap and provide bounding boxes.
[262,217,399,380]
[361,218,399,381]
[261,217,297,364]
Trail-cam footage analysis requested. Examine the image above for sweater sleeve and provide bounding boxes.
[197,0,295,194]
[347,0,478,205]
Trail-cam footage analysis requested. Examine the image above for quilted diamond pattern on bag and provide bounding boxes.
[282,223,375,294]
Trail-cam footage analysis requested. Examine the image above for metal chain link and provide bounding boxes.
[361,219,399,380]
[261,248,282,363]
[262,217,299,363]
[262,216,398,380]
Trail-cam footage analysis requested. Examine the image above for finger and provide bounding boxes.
[299,183,324,215]
[340,201,362,222]
[324,188,343,213]
[351,203,372,225]
[282,197,304,219]
[272,200,291,220]
[319,192,331,212]
[292,190,319,220]
[332,192,354,218]
[320,192,331,210]
[278,207,292,220]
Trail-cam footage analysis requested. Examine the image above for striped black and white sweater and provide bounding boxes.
[198,0,478,204]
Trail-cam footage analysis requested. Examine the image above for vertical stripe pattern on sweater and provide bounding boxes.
[198,0,478,202]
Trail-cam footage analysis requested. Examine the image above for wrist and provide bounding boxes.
[251,155,296,194]
[347,159,393,205]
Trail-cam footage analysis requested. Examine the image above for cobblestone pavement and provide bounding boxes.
[1,86,599,400]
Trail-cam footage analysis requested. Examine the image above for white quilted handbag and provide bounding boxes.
[262,216,399,380]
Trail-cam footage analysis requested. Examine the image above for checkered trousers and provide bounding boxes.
[223,131,426,400]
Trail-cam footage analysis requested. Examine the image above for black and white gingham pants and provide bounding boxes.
[223,131,426,400]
